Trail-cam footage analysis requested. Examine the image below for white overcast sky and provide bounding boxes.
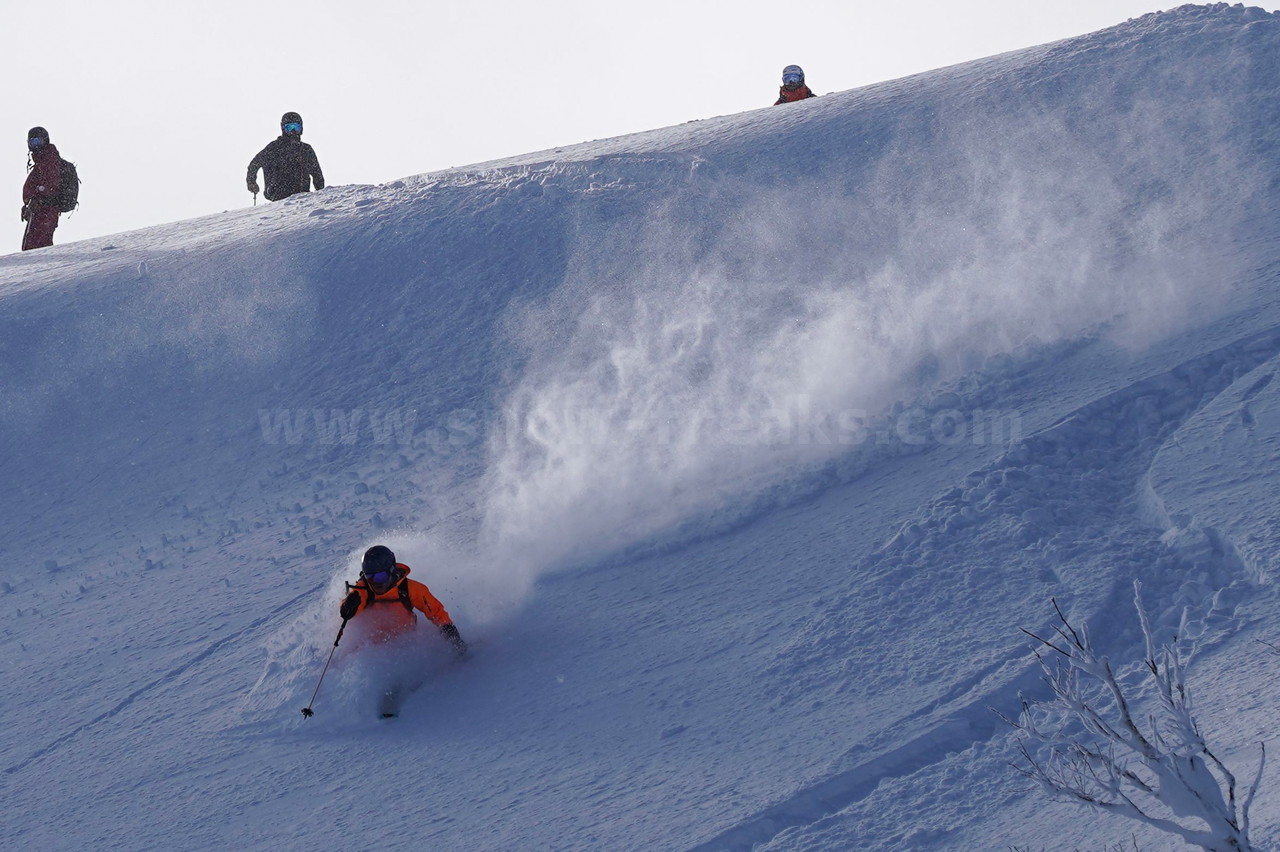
[4,0,1269,248]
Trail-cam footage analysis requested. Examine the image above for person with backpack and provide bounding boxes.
[21,126,64,250]
[339,545,468,657]
[774,65,817,105]
[246,111,325,202]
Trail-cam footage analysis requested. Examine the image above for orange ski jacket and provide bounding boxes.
[345,563,453,632]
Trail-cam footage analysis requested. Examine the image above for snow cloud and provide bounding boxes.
[472,64,1262,590]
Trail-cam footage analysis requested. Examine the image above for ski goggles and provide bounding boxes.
[782,73,803,86]
[27,136,46,149]
[282,122,303,135]
[363,570,393,588]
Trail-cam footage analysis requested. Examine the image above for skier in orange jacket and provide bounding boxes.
[339,545,467,656]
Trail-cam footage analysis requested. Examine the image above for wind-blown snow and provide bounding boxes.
[3,4,1280,851]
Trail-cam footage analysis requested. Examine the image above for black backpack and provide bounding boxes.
[56,157,80,213]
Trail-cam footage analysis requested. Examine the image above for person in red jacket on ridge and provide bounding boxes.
[339,544,468,657]
[21,126,62,251]
[774,65,817,105]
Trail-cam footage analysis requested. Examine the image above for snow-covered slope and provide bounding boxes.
[4,4,1280,850]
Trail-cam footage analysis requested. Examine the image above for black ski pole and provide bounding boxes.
[301,618,349,718]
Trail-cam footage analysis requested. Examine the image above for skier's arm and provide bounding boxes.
[339,589,367,620]
[307,146,325,191]
[409,582,467,654]
[409,582,452,626]
[246,145,269,193]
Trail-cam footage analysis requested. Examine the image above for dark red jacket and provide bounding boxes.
[775,85,816,105]
[24,144,62,208]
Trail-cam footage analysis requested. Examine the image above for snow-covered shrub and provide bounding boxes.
[1003,582,1265,852]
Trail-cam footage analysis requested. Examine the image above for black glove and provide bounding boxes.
[440,623,468,657]
[247,180,260,195]
[20,205,29,222]
[339,591,361,620]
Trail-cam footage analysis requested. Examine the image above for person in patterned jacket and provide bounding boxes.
[246,111,325,202]
[21,126,62,250]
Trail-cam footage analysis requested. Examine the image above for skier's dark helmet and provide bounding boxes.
[280,112,303,137]
[781,65,805,89]
[27,126,49,150]
[362,545,397,591]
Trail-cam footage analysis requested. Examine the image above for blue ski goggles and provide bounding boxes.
[28,136,46,150]
[282,122,303,135]
[363,570,393,588]
[782,73,803,86]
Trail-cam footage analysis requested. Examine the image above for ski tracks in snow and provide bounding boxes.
[0,582,321,779]
[692,326,1280,852]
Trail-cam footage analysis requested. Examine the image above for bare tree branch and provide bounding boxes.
[1005,581,1262,851]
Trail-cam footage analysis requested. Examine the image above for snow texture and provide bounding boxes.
[3,4,1280,851]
